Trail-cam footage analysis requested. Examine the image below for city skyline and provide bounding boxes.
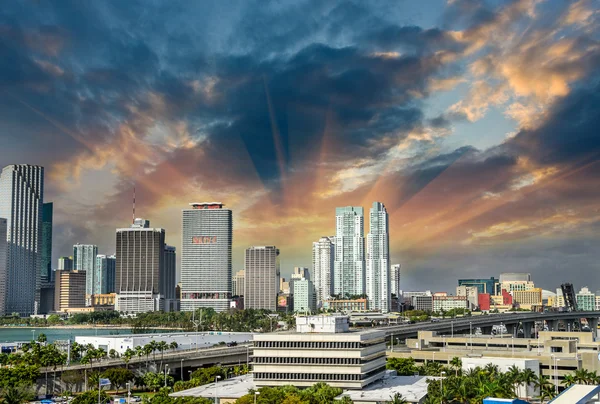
[1,1,599,292]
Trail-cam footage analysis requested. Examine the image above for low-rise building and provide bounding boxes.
[323,298,368,312]
[413,295,433,312]
[54,270,86,312]
[512,288,542,310]
[456,286,479,310]
[433,295,467,312]
[252,315,387,389]
[576,287,595,311]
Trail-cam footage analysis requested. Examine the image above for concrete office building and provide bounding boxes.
[115,219,166,313]
[164,246,177,311]
[413,295,433,312]
[253,316,387,389]
[58,256,73,270]
[54,270,86,312]
[512,288,542,310]
[232,269,245,297]
[181,202,232,312]
[334,207,365,297]
[432,295,467,312]
[0,164,44,316]
[366,202,390,313]
[456,286,479,310]
[293,278,316,313]
[390,264,401,297]
[457,277,498,295]
[0,219,6,315]
[312,236,334,307]
[245,246,279,311]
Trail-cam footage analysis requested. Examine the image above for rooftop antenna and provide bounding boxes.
[132,186,136,224]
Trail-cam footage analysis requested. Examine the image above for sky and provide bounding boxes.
[1,0,599,292]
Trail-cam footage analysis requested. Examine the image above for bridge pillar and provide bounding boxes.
[523,322,533,339]
[481,326,492,335]
[587,318,599,340]
[550,319,559,331]
[566,319,575,332]
[505,323,517,337]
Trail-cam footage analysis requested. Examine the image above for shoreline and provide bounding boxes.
[0,325,185,330]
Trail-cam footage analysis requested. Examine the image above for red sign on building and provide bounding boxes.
[192,236,217,244]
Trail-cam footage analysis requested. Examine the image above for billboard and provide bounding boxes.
[192,236,217,244]
[278,296,288,308]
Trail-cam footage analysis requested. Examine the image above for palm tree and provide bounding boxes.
[169,341,178,352]
[506,365,522,397]
[449,357,462,377]
[562,374,576,388]
[520,367,537,399]
[389,393,409,404]
[573,369,591,385]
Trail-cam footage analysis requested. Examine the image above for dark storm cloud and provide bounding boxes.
[363,25,466,54]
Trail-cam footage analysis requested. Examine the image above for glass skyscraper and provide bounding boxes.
[366,202,390,312]
[181,202,232,312]
[0,164,44,316]
[334,206,365,297]
[41,203,53,283]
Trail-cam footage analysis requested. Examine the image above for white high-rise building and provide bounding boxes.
[181,203,232,312]
[334,207,365,297]
[0,165,44,316]
[366,202,390,312]
[0,218,7,315]
[75,244,98,299]
[293,278,316,313]
[390,264,401,297]
[312,236,334,306]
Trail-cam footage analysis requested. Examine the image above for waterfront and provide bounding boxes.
[0,327,168,343]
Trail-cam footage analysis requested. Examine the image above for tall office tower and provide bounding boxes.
[245,246,280,311]
[0,219,6,315]
[334,207,365,297]
[232,269,245,297]
[94,255,116,294]
[0,164,44,316]
[293,278,316,313]
[312,237,334,306]
[41,203,53,283]
[390,264,401,297]
[58,256,73,270]
[115,219,166,313]
[75,244,98,299]
[163,246,177,310]
[181,203,232,312]
[54,270,86,312]
[366,202,390,312]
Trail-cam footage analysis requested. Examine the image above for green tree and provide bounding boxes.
[0,384,34,404]
[71,390,109,404]
[389,393,408,404]
[103,368,135,394]
[47,314,62,325]
[37,333,47,343]
[449,357,462,377]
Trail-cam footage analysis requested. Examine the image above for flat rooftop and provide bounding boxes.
[170,374,254,399]
[336,373,440,403]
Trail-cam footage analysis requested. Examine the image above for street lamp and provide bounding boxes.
[451,321,454,338]
[215,375,222,404]
[126,383,131,404]
[254,391,260,404]
[552,356,561,395]
[440,371,446,404]
[164,364,169,388]
[469,321,473,351]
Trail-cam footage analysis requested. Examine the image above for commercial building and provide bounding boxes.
[41,203,53,283]
[497,273,535,294]
[413,295,433,312]
[323,298,368,312]
[312,236,334,306]
[164,246,177,311]
[253,316,387,389]
[0,164,44,316]
[334,207,365,297]
[86,255,116,305]
[512,288,542,310]
[181,202,232,312]
[115,219,167,313]
[457,277,498,295]
[74,244,97,273]
[58,256,73,270]
[76,331,252,355]
[432,295,467,312]
[366,202,390,313]
[456,285,479,310]
[232,269,245,297]
[0,218,6,315]
[390,264,401,297]
[293,278,316,313]
[54,270,86,312]
[244,246,279,311]
[576,287,595,311]
[292,267,310,280]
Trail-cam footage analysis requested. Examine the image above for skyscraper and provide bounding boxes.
[115,219,166,312]
[390,264,401,297]
[0,219,7,315]
[58,256,73,270]
[312,236,334,306]
[334,207,364,297]
[54,270,86,312]
[245,246,280,311]
[232,269,245,297]
[366,202,390,312]
[293,278,316,313]
[74,244,98,299]
[0,164,44,316]
[181,203,232,312]
[94,255,116,294]
[163,246,177,311]
[41,203,53,283]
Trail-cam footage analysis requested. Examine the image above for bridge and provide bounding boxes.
[379,311,600,340]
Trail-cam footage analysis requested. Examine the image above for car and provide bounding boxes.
[131,397,141,402]
[226,341,238,347]
[430,318,440,323]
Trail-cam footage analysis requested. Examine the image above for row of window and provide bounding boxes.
[255,367,386,382]
[255,341,378,349]
[254,356,380,365]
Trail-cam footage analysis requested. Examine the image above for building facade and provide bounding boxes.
[322,298,368,312]
[512,288,542,310]
[164,246,176,300]
[390,264,401,297]
[413,295,433,312]
[232,269,245,297]
[181,203,232,312]
[54,270,86,312]
[90,254,116,296]
[334,207,365,297]
[366,202,390,313]
[115,219,166,313]
[293,278,316,313]
[58,256,73,270]
[312,236,334,307]
[41,203,53,283]
[457,277,498,295]
[74,244,97,272]
[456,286,479,310]
[432,295,467,312]
[253,316,386,389]
[576,287,596,311]
[245,246,280,311]
[0,219,6,315]
[0,164,44,316]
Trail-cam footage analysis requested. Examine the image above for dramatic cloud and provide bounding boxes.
[0,0,598,291]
